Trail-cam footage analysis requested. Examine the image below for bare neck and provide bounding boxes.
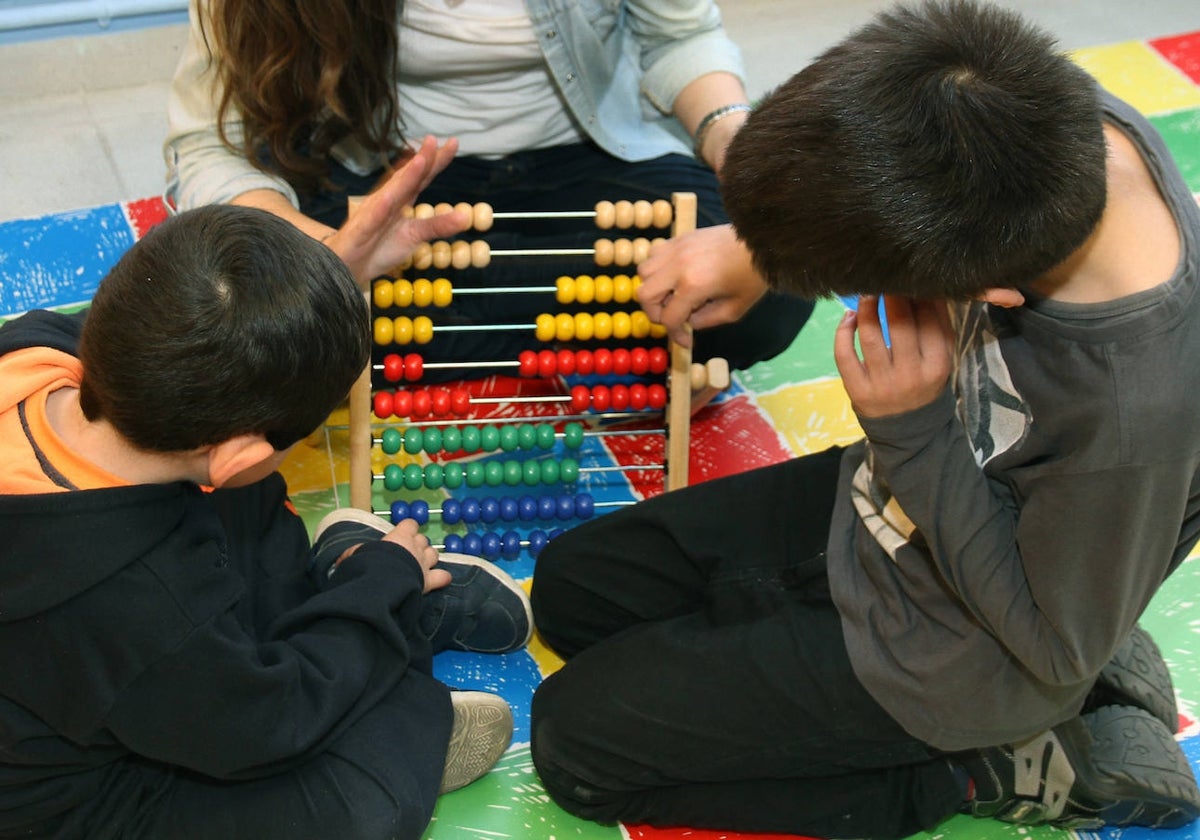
[1030,123,1180,304]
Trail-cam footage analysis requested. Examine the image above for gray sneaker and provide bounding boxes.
[440,691,514,793]
[959,707,1200,830]
[1087,624,1179,733]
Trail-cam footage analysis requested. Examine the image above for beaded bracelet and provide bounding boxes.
[692,103,752,158]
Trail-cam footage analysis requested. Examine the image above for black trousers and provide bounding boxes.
[300,143,815,381]
[528,447,963,838]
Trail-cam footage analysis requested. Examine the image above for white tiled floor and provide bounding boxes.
[0,0,1196,224]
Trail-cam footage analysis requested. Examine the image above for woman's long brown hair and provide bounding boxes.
[204,0,405,191]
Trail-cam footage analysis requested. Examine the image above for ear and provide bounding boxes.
[976,288,1026,308]
[206,433,277,488]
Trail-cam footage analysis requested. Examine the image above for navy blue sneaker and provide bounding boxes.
[959,707,1200,830]
[310,508,532,653]
[421,552,533,654]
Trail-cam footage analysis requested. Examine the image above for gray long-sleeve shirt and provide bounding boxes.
[828,91,1200,751]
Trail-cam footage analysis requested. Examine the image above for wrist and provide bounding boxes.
[692,103,752,167]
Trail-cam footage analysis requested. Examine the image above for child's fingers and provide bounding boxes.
[833,308,865,384]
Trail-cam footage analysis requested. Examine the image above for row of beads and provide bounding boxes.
[409,199,673,232]
[379,457,582,491]
[371,273,642,310]
[389,492,596,525]
[372,381,667,419]
[372,311,667,346]
[379,422,586,456]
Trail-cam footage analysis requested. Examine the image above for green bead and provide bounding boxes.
[403,463,425,491]
[461,425,481,453]
[383,463,404,491]
[535,423,556,450]
[380,427,403,455]
[523,460,542,486]
[516,423,538,450]
[422,427,443,455]
[465,461,486,488]
[442,426,462,453]
[424,463,444,489]
[540,459,560,485]
[503,460,523,486]
[443,462,464,489]
[480,424,501,452]
[403,427,423,455]
[499,424,520,452]
[562,422,585,449]
[559,457,580,483]
[485,460,505,487]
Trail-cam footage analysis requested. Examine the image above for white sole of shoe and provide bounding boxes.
[440,691,514,794]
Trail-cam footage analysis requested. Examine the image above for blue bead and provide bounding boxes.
[518,495,539,521]
[410,499,430,525]
[480,496,501,524]
[501,530,521,558]
[481,531,501,558]
[575,493,595,519]
[390,500,409,524]
[463,532,484,556]
[443,533,463,553]
[499,495,519,521]
[441,498,461,525]
[527,529,549,556]
[556,494,574,520]
[461,498,481,524]
[538,495,557,520]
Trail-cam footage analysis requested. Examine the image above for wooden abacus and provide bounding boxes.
[345,192,707,555]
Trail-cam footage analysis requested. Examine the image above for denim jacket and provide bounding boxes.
[164,0,744,210]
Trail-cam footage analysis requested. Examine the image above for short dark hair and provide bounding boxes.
[78,205,370,452]
[721,0,1107,299]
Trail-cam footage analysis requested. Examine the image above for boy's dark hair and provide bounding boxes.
[721,0,1107,299]
[78,205,369,452]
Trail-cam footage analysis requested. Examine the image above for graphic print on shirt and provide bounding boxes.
[851,302,1032,562]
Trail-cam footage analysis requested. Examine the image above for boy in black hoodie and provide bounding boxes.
[0,199,530,839]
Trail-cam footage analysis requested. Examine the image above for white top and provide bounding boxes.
[398,0,585,157]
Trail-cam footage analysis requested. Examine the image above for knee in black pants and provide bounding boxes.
[529,703,629,825]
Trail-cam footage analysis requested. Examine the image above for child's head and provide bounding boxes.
[78,204,369,453]
[721,0,1107,300]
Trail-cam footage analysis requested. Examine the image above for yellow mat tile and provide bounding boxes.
[1072,41,1200,114]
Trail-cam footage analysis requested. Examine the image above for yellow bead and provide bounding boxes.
[373,279,394,309]
[432,278,454,308]
[413,316,434,345]
[592,311,613,341]
[613,274,633,303]
[393,279,414,308]
[574,312,594,341]
[650,322,668,339]
[393,316,414,345]
[412,278,434,308]
[535,313,557,342]
[373,316,394,345]
[574,274,595,305]
[612,311,632,340]
[555,312,575,342]
[555,275,575,305]
[593,275,614,304]
[412,243,433,271]
[630,310,651,339]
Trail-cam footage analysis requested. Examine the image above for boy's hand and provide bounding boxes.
[382,518,451,593]
[636,224,768,348]
[324,135,470,285]
[834,294,953,418]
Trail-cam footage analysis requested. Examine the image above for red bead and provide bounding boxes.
[647,384,667,409]
[570,384,591,413]
[538,349,557,378]
[593,348,613,376]
[557,348,576,376]
[403,352,423,382]
[591,384,611,412]
[451,387,472,415]
[575,350,594,376]
[382,354,404,382]
[393,389,413,417]
[518,350,539,378]
[411,389,432,418]
[612,348,631,376]
[373,391,394,418]
[648,346,668,374]
[629,382,648,410]
[610,383,630,411]
[630,346,650,375]
[430,387,451,416]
